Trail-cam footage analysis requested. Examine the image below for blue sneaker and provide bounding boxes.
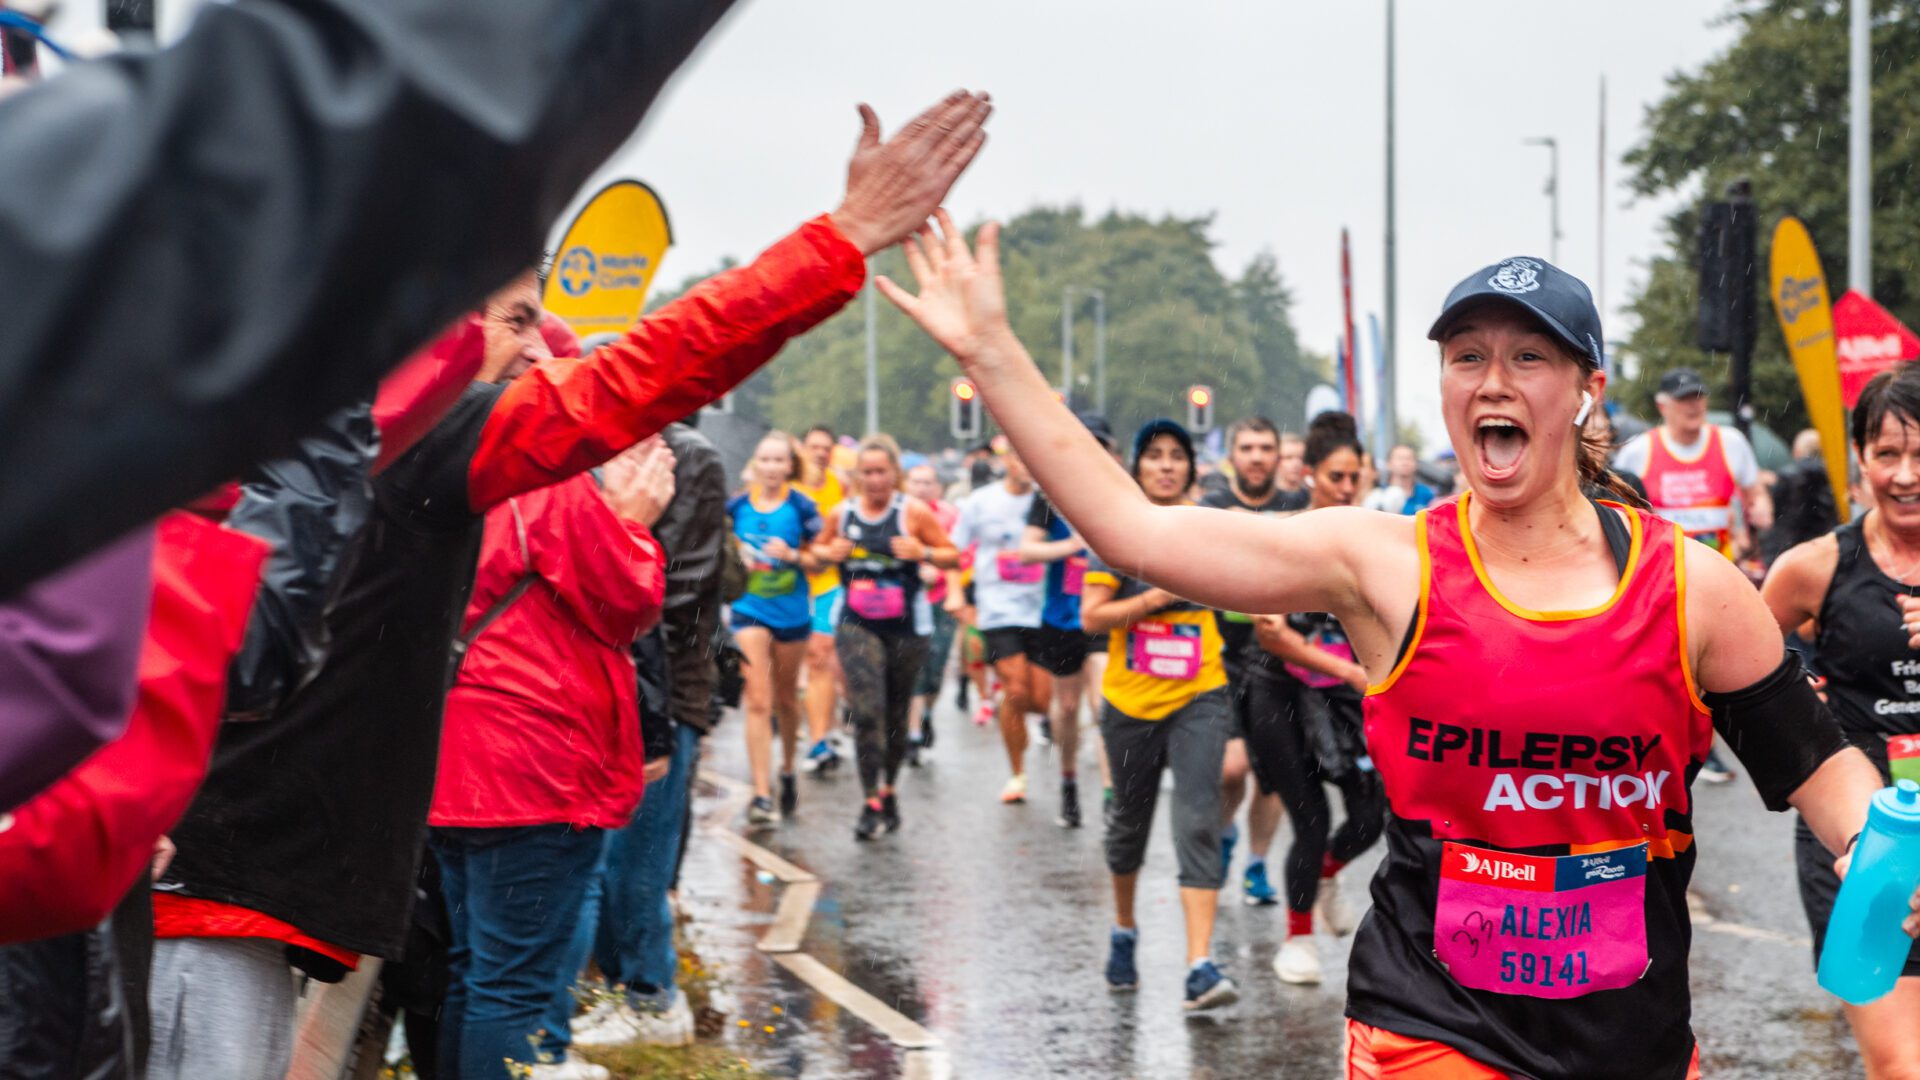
[1105,928,1139,992]
[806,738,839,774]
[1243,861,1280,906]
[1183,960,1239,1012]
[1218,824,1239,886]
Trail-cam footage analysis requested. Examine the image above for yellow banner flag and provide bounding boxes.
[543,180,673,339]
[1768,216,1849,523]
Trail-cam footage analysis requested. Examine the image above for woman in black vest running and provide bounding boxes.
[1246,411,1389,986]
[815,435,960,840]
[1763,364,1920,1079]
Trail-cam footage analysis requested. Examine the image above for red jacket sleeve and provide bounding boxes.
[371,316,488,474]
[467,215,864,510]
[0,513,266,943]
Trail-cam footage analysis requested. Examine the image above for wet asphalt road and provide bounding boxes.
[674,689,1866,1079]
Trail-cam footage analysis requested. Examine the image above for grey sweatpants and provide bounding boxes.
[1100,687,1233,889]
[148,936,299,1080]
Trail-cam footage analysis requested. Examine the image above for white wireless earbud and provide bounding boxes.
[1573,391,1593,427]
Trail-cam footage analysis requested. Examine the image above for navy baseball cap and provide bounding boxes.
[1658,367,1709,399]
[1131,418,1195,472]
[1428,256,1605,370]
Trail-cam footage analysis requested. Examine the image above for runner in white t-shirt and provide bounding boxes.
[950,449,1049,804]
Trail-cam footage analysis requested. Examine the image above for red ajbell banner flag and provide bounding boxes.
[1833,290,1920,407]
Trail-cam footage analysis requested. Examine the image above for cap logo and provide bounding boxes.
[1488,258,1544,295]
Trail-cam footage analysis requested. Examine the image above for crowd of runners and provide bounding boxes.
[3,3,1920,1077]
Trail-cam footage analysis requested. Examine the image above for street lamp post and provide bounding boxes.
[1063,286,1108,413]
[1850,0,1872,294]
[1523,136,1562,264]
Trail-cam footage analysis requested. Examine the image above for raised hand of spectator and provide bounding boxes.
[830,91,992,256]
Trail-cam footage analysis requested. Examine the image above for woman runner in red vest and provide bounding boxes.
[878,214,1887,1080]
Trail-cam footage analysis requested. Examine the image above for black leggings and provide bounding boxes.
[836,621,930,798]
[1243,675,1386,913]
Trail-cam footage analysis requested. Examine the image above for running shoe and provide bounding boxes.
[778,773,797,817]
[973,702,996,727]
[1218,823,1240,886]
[805,738,840,774]
[1242,862,1279,907]
[1272,937,1324,985]
[1315,877,1358,936]
[526,1058,611,1080]
[1183,961,1239,1012]
[1000,773,1028,804]
[1038,715,1053,746]
[1057,777,1082,829]
[906,737,923,769]
[881,792,901,833]
[854,799,886,841]
[921,717,936,750]
[747,796,776,826]
[1105,927,1139,991]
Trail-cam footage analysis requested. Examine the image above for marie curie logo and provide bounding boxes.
[558,247,598,298]
[1778,275,1823,323]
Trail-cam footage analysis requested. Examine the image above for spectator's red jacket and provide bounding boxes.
[431,475,664,829]
[0,513,265,941]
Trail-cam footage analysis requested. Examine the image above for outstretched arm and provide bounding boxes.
[876,214,1397,621]
[469,93,993,509]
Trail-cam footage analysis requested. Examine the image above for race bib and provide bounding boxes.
[1063,556,1088,597]
[1890,735,1920,786]
[847,578,906,621]
[996,551,1045,585]
[747,567,797,598]
[1128,621,1202,681]
[1434,841,1649,999]
[1285,638,1355,690]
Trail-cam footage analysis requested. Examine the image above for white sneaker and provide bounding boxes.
[1273,936,1324,985]
[527,1057,611,1080]
[1000,773,1028,804]
[567,997,620,1041]
[1315,877,1359,937]
[630,990,695,1048]
[570,1002,643,1048]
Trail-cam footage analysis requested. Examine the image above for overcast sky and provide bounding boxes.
[552,0,1745,441]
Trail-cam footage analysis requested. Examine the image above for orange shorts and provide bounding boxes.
[1345,1019,1702,1078]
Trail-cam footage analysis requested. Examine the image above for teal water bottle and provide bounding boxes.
[1818,779,1920,1005]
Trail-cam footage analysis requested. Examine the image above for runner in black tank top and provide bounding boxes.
[1245,412,1389,986]
[1762,363,1920,1078]
[815,436,960,841]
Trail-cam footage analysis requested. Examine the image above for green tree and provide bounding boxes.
[1621,0,1920,435]
[645,206,1323,450]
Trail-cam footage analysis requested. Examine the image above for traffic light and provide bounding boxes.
[950,377,981,440]
[1186,384,1215,434]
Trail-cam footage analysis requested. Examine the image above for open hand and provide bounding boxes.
[876,210,1011,366]
[831,92,992,256]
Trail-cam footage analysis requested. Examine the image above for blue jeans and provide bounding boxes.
[431,823,603,1079]
[542,724,699,1051]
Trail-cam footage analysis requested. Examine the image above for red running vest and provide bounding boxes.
[1366,493,1712,849]
[1643,426,1739,555]
[1346,493,1716,1078]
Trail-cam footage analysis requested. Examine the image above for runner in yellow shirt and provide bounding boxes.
[797,425,849,773]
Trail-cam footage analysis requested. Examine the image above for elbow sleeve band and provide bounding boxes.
[1703,652,1851,812]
